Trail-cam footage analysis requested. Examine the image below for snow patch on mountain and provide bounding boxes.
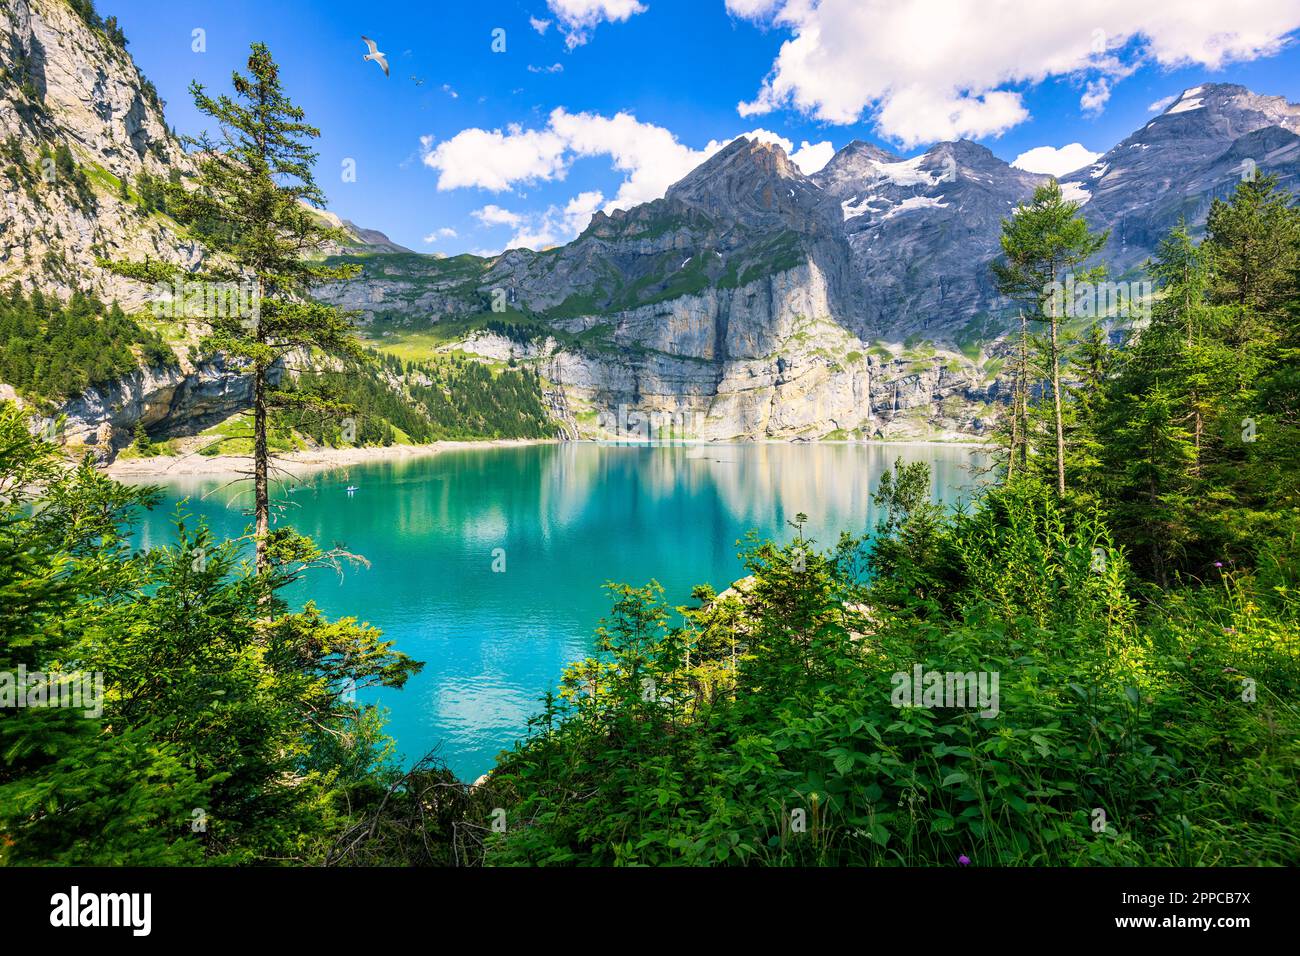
[870,155,946,187]
[841,196,875,220]
[1059,182,1092,205]
[881,195,950,220]
[1168,96,1205,115]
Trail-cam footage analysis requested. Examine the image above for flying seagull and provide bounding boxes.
[361,36,389,76]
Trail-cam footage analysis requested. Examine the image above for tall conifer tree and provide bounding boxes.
[992,180,1108,495]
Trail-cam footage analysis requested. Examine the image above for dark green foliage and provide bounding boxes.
[278,348,552,445]
[0,285,175,403]
[133,171,177,215]
[1205,174,1300,320]
[0,404,423,864]
[1095,178,1300,582]
[472,472,1296,866]
[399,354,552,441]
[992,180,1109,495]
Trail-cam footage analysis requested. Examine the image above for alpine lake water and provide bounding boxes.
[129,441,990,780]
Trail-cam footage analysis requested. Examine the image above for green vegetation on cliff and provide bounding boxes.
[283,349,553,445]
[0,285,175,404]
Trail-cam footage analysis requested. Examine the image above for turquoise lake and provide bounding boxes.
[129,441,989,780]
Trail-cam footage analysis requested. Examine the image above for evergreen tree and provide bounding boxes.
[992,180,1109,495]
[1205,173,1300,324]
[160,44,362,574]
[0,401,423,863]
[1059,320,1113,500]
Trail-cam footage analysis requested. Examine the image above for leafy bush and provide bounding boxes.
[0,404,423,864]
[476,474,1298,866]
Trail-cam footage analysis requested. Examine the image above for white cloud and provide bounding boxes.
[790,139,836,174]
[424,112,834,215]
[547,0,648,48]
[473,204,526,227]
[549,108,702,210]
[486,190,607,251]
[729,0,1300,146]
[528,62,565,73]
[441,83,459,99]
[1148,94,1177,112]
[1011,142,1102,177]
[422,125,568,191]
[562,189,605,233]
[1080,78,1111,115]
[426,109,701,212]
[507,222,562,250]
[422,227,458,243]
[725,0,783,15]
[530,16,552,35]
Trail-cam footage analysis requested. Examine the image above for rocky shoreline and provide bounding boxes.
[103,438,559,480]
[102,435,992,481]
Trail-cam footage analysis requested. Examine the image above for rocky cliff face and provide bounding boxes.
[0,1,410,456]
[323,82,1300,442]
[44,353,276,456]
[5,6,1298,448]
[0,0,209,307]
[814,139,1048,344]
[1059,84,1300,273]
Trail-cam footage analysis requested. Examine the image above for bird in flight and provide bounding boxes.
[410,75,424,86]
[361,36,389,76]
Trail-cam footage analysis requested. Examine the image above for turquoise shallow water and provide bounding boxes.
[129,441,989,780]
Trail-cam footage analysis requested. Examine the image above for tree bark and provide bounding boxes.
[1007,310,1027,481]
[1013,312,1024,476]
[253,358,269,577]
[1049,309,1066,496]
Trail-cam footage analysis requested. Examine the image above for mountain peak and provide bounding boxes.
[664,135,818,225]
[836,139,902,163]
[670,135,803,193]
[1066,82,1300,186]
[1145,83,1300,132]
[925,139,997,163]
[813,140,902,195]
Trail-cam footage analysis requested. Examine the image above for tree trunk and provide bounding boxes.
[1013,312,1024,476]
[1192,395,1203,478]
[253,360,270,576]
[1049,312,1066,496]
[1006,311,1026,481]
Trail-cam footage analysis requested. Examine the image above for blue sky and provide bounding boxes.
[105,0,1300,254]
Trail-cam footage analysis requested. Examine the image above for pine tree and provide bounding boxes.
[1205,173,1300,325]
[1099,224,1235,578]
[154,44,362,574]
[1060,320,1112,499]
[992,180,1109,495]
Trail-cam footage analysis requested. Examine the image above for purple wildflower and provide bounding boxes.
[958,854,971,866]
